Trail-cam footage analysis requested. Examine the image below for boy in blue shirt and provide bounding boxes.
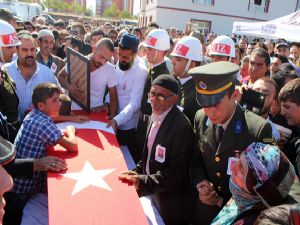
[6,82,77,225]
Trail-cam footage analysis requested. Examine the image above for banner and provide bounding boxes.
[232,10,300,42]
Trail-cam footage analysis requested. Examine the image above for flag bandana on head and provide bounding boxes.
[1,32,19,46]
[174,44,189,56]
[146,36,158,47]
[211,43,231,55]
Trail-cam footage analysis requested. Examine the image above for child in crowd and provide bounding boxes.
[5,83,77,225]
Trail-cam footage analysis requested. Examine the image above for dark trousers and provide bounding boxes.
[117,128,141,164]
[3,192,30,225]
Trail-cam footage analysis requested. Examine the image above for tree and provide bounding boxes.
[119,11,132,19]
[103,3,120,18]
[84,8,94,17]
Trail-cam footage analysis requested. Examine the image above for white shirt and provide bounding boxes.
[72,62,117,109]
[114,56,148,130]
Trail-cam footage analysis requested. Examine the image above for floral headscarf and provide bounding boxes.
[211,142,295,225]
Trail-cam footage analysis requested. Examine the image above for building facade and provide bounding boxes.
[138,0,300,34]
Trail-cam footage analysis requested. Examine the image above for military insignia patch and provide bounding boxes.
[199,81,207,90]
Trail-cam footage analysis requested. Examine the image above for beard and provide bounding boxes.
[119,60,133,71]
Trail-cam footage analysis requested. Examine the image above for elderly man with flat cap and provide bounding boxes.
[189,61,274,225]
[119,75,193,225]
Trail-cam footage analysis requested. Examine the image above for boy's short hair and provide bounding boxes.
[278,78,300,105]
[59,94,71,115]
[32,83,62,109]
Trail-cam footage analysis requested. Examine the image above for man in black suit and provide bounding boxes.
[119,74,193,225]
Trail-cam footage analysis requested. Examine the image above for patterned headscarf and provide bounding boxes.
[211,142,295,225]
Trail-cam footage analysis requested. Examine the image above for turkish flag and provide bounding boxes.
[47,111,148,225]
[174,44,189,57]
[146,36,158,47]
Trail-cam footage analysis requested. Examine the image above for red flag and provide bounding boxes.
[146,36,158,47]
[47,111,148,225]
[174,44,189,56]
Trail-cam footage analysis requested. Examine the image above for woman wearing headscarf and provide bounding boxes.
[211,142,296,225]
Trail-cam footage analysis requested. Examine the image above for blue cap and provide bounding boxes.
[119,34,139,53]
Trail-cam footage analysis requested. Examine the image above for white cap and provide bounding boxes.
[143,29,170,51]
[171,36,203,61]
[38,29,54,39]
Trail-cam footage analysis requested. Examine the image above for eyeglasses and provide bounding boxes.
[70,30,78,36]
[148,91,175,102]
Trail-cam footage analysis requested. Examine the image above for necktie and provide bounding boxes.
[216,125,224,145]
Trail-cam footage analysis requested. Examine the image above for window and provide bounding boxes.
[191,19,211,35]
[249,0,270,13]
[192,0,214,5]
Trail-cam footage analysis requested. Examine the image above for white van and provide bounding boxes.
[119,19,138,27]
[0,2,42,21]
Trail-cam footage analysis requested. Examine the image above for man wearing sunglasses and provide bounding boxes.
[119,74,194,225]
[70,22,92,56]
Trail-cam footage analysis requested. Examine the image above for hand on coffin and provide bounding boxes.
[34,156,67,172]
[118,170,140,189]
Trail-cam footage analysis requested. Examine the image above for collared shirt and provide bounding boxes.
[267,116,280,141]
[36,52,53,68]
[179,76,193,85]
[218,105,237,131]
[3,60,60,120]
[114,56,148,130]
[146,106,172,175]
[13,109,63,194]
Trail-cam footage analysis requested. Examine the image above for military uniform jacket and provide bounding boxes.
[135,105,193,225]
[0,69,19,123]
[191,104,274,202]
[140,61,170,116]
[179,78,200,125]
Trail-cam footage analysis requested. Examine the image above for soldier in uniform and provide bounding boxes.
[0,20,21,142]
[136,29,171,155]
[189,61,274,225]
[171,36,203,124]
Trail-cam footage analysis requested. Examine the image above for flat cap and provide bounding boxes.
[0,136,16,165]
[119,33,139,53]
[152,74,179,95]
[188,61,239,107]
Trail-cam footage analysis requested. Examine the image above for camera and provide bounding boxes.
[240,88,266,115]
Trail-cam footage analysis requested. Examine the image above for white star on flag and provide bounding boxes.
[62,161,116,196]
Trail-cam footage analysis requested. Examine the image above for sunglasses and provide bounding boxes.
[70,30,79,36]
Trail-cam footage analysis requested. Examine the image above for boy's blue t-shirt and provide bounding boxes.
[13,109,63,194]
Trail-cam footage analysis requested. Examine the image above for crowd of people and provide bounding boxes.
[0,8,300,225]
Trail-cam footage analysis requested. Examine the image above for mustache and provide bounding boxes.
[25,56,34,60]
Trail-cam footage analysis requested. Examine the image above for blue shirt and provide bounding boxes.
[3,60,60,120]
[12,109,63,194]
